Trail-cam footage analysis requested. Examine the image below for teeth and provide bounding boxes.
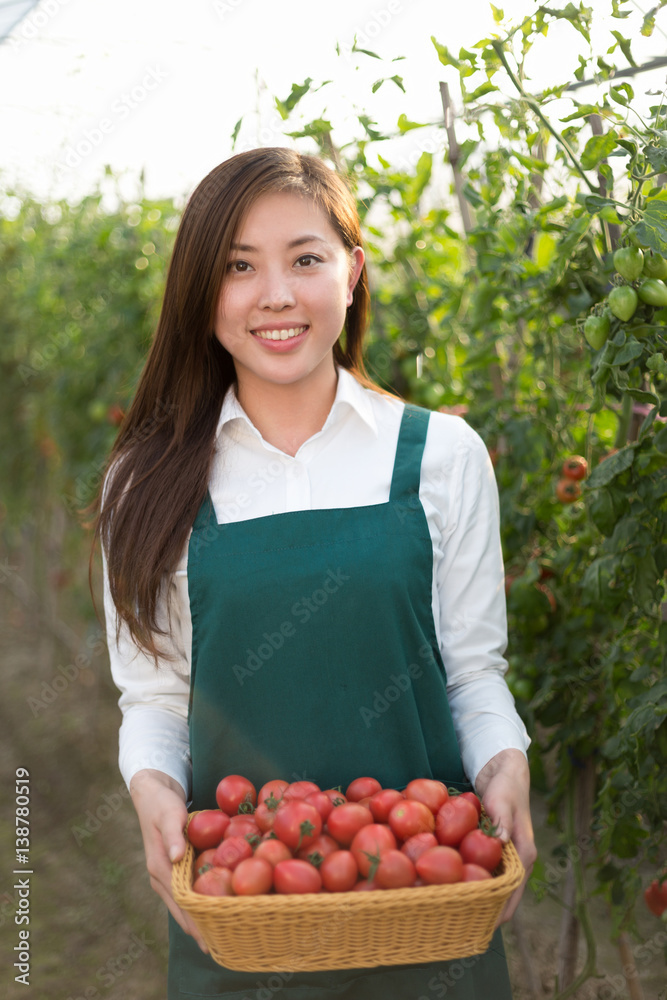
[253,326,307,341]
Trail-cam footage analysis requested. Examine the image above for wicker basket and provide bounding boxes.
[172,814,525,972]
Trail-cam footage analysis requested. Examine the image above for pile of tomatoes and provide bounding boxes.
[186,774,504,897]
[555,454,588,505]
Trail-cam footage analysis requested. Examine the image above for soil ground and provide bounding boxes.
[0,616,665,1000]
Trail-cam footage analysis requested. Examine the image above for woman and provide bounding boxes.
[96,147,536,999]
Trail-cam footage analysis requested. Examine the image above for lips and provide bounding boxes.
[252,325,309,341]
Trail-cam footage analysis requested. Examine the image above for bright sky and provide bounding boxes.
[1,0,665,204]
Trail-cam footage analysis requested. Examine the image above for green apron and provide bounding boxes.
[168,402,513,999]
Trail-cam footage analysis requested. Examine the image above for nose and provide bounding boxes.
[257,268,297,311]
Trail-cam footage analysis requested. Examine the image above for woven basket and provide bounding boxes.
[172,814,525,972]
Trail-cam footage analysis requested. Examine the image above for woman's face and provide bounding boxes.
[214,190,364,398]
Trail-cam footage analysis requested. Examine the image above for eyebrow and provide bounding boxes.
[230,235,330,252]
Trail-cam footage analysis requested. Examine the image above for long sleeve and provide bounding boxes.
[424,414,530,786]
[102,549,192,796]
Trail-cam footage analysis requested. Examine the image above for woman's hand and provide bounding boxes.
[474,749,537,924]
[129,768,209,953]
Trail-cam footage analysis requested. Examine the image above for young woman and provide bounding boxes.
[96,147,536,999]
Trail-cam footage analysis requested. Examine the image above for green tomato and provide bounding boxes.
[638,278,667,307]
[608,286,638,322]
[642,252,667,281]
[613,246,644,282]
[583,313,610,350]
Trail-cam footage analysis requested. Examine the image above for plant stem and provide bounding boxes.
[491,41,598,193]
[614,393,633,449]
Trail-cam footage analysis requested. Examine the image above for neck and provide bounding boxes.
[236,363,338,457]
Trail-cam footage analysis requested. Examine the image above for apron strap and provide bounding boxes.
[389,403,431,503]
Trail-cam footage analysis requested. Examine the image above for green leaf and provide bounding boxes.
[465,81,499,102]
[230,116,243,147]
[431,37,459,69]
[352,42,381,59]
[275,78,313,119]
[390,75,405,93]
[641,7,658,36]
[581,130,618,170]
[609,83,634,106]
[397,114,426,134]
[560,103,600,122]
[490,4,504,23]
[610,30,637,67]
[627,387,659,404]
[645,145,667,173]
[611,0,631,17]
[612,339,644,366]
[654,423,667,455]
[586,446,635,488]
[574,54,587,81]
[634,198,667,254]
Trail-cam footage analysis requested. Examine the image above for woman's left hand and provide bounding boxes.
[474,748,537,924]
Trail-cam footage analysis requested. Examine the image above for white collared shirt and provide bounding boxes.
[104,367,530,796]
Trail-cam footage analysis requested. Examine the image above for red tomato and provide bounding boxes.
[459,829,503,872]
[562,455,588,481]
[257,779,289,805]
[272,800,322,851]
[404,778,448,815]
[457,791,482,819]
[375,849,416,889]
[369,788,404,823]
[400,832,438,864]
[350,824,397,877]
[223,815,260,842]
[304,791,335,823]
[322,788,347,808]
[435,797,479,847]
[461,863,493,882]
[231,857,273,896]
[388,799,435,841]
[416,846,463,885]
[212,835,253,870]
[644,878,667,917]
[352,878,380,891]
[556,478,581,503]
[192,866,234,896]
[326,803,373,847]
[283,780,321,801]
[194,848,219,876]
[273,858,322,894]
[215,775,257,815]
[253,838,293,867]
[346,777,383,801]
[297,833,339,864]
[254,801,279,834]
[319,850,359,892]
[186,810,230,850]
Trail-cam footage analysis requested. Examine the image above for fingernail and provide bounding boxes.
[169,845,180,862]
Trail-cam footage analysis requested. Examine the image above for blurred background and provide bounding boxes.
[1,1,666,997]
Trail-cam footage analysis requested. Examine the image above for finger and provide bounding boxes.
[158,809,189,863]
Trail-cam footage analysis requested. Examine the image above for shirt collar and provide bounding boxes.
[215,366,379,443]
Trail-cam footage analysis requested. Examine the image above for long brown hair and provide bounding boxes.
[94,147,374,659]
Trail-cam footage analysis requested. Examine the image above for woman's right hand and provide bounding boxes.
[129,768,209,953]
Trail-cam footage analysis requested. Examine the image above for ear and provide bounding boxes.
[346,246,365,307]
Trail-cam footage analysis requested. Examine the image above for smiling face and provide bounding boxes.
[214,190,364,406]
